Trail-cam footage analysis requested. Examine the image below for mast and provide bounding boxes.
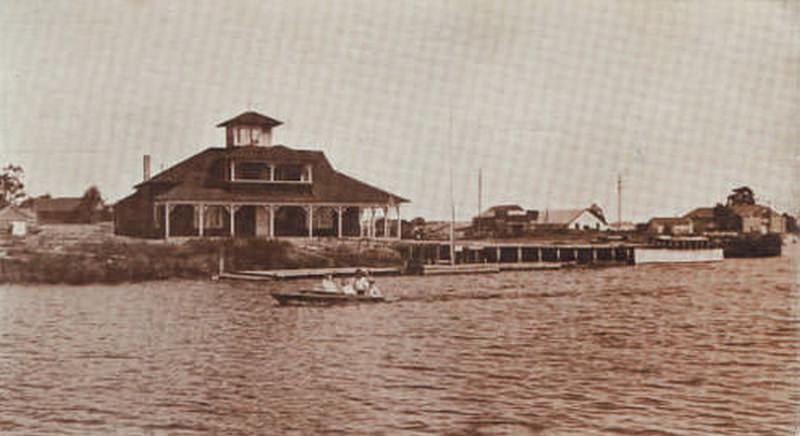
[617,173,622,230]
[477,168,482,236]
[448,102,456,265]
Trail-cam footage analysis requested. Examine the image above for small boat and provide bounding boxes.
[271,291,388,306]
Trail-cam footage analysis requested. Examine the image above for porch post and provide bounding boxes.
[370,206,378,239]
[198,204,205,237]
[307,205,314,239]
[337,206,343,238]
[229,204,235,237]
[383,206,389,239]
[164,202,171,240]
[396,205,402,240]
[268,205,275,238]
[358,208,364,238]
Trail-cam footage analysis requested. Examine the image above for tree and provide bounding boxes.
[726,186,755,207]
[77,185,104,223]
[0,164,25,208]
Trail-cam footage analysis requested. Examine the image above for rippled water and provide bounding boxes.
[1,246,797,435]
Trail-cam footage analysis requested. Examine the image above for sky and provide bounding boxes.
[1,0,797,222]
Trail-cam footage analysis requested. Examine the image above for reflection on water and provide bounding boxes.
[0,247,797,435]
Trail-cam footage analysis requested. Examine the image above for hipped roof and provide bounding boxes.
[135,145,408,205]
[216,111,283,128]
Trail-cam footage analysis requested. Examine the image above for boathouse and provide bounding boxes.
[114,112,408,240]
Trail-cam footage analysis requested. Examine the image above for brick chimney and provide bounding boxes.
[143,154,151,181]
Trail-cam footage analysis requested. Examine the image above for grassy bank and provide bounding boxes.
[0,239,403,285]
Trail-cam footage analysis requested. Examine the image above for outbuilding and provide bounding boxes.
[0,205,36,236]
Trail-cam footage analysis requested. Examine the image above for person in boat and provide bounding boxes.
[353,269,371,295]
[320,274,340,293]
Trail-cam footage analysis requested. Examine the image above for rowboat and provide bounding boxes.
[271,291,388,306]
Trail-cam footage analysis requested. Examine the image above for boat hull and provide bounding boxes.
[271,291,386,306]
[633,247,724,265]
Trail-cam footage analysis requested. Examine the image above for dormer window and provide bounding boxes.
[229,161,312,183]
[234,161,271,181]
[274,164,311,182]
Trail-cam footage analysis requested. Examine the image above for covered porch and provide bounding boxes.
[154,202,402,240]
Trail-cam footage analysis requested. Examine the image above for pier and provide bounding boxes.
[399,241,637,275]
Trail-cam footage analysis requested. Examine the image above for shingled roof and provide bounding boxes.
[135,145,408,205]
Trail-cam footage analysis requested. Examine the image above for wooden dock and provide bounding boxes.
[400,241,637,269]
[498,262,565,271]
[421,263,500,275]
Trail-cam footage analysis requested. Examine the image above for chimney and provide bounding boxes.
[143,154,151,181]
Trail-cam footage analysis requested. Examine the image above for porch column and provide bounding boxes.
[198,204,205,237]
[307,205,314,239]
[359,208,364,238]
[517,246,523,263]
[370,207,376,239]
[337,206,343,238]
[268,205,275,238]
[164,202,171,240]
[396,205,402,240]
[229,205,235,237]
[383,206,389,239]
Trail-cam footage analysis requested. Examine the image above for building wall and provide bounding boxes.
[114,186,158,237]
[740,213,786,234]
[569,211,607,231]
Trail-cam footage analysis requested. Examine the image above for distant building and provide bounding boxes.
[683,207,717,234]
[469,204,608,237]
[471,205,538,237]
[535,208,608,231]
[0,205,36,236]
[730,204,785,234]
[114,111,408,239]
[684,204,786,235]
[608,221,636,232]
[647,217,694,235]
[31,197,85,224]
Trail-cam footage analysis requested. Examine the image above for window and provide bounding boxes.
[274,164,312,182]
[234,161,270,181]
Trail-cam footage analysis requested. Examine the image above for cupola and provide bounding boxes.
[216,111,283,147]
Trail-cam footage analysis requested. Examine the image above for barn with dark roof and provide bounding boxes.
[114,112,408,239]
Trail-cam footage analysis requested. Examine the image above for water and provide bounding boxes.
[0,247,797,435]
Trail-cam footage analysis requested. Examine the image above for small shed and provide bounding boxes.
[0,205,36,236]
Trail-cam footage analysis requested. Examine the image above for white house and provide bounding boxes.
[535,207,608,231]
[0,205,36,236]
